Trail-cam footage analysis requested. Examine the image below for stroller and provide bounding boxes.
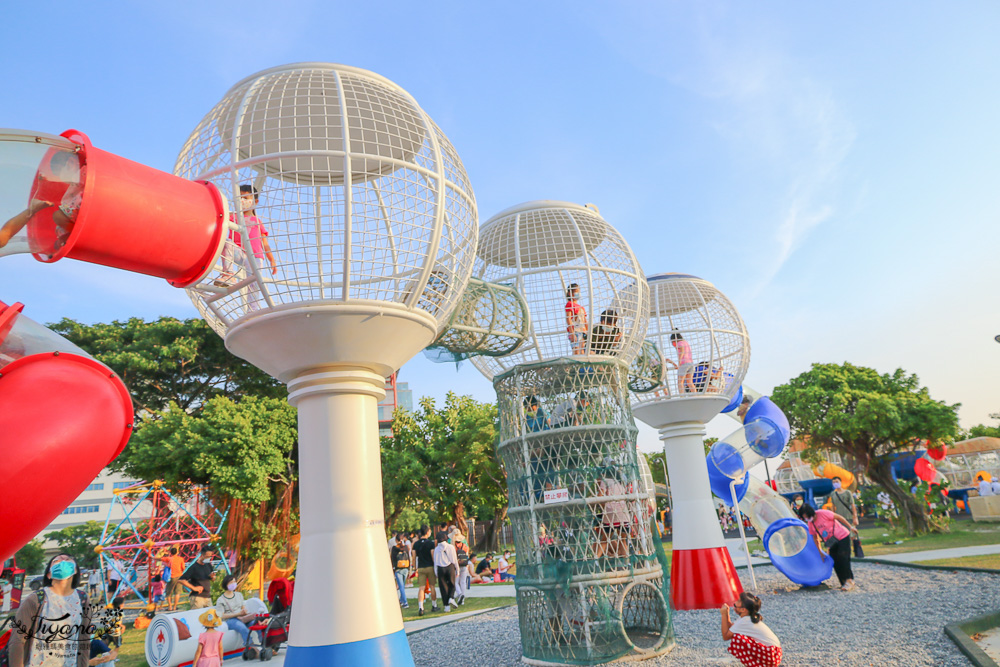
[242,578,294,661]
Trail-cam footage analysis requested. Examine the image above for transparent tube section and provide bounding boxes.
[0,309,92,369]
[721,386,764,424]
[708,416,784,479]
[0,132,83,260]
[738,477,805,557]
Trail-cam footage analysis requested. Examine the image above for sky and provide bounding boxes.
[2,2,998,457]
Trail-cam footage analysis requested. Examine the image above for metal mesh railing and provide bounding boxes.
[633,273,749,406]
[494,358,674,664]
[471,202,649,381]
[425,277,530,361]
[174,64,477,336]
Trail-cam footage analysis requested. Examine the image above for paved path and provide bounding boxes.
[869,542,1000,563]
[264,542,1000,665]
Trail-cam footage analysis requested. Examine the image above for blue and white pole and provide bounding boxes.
[285,368,413,666]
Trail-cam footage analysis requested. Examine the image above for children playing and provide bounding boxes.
[0,150,86,256]
[564,283,588,355]
[670,331,696,393]
[150,573,166,612]
[216,184,277,310]
[193,609,226,667]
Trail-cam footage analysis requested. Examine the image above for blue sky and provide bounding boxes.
[2,2,998,453]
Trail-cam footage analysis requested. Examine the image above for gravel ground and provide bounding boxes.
[409,562,1000,666]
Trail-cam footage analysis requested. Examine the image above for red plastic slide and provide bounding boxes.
[0,301,133,562]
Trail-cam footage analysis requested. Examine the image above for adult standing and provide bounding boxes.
[829,475,861,555]
[164,547,186,611]
[390,538,411,609]
[798,504,858,591]
[452,534,469,605]
[412,526,438,616]
[106,555,123,597]
[179,545,218,609]
[978,475,994,497]
[433,532,460,611]
[9,554,93,667]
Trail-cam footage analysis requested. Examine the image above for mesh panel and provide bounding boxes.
[424,278,530,362]
[471,202,649,380]
[495,358,674,664]
[174,64,477,334]
[633,273,749,406]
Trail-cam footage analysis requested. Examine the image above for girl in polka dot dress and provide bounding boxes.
[721,592,782,667]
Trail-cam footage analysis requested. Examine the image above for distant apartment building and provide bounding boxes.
[378,372,413,438]
[37,469,146,549]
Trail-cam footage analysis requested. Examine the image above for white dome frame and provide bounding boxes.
[471,201,648,380]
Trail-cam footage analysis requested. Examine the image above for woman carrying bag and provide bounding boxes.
[798,504,859,591]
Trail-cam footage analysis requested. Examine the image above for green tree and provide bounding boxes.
[771,362,959,535]
[49,317,284,419]
[380,393,507,550]
[962,412,1000,440]
[121,395,299,574]
[46,522,104,569]
[14,539,46,573]
[50,318,297,575]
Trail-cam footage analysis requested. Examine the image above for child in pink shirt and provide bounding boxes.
[193,609,225,667]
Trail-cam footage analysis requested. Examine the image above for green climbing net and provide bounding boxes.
[494,357,675,665]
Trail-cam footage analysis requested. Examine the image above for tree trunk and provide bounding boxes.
[868,460,929,535]
[453,501,467,533]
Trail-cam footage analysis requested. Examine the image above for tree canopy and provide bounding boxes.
[46,522,104,569]
[962,412,1000,440]
[13,539,46,574]
[52,318,297,574]
[771,362,960,534]
[50,317,284,419]
[380,393,507,549]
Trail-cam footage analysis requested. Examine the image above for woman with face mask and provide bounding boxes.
[215,575,259,651]
[9,554,95,667]
[798,504,859,591]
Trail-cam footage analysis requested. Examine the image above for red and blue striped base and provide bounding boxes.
[671,546,743,610]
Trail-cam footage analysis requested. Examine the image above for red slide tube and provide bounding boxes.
[43,130,227,288]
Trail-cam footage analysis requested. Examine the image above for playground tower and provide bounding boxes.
[631,273,750,610]
[472,201,674,664]
[176,63,478,666]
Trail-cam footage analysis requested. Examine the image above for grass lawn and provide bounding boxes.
[111,625,148,667]
[918,553,1000,569]
[858,522,1000,556]
[401,595,515,622]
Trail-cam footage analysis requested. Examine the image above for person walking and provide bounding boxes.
[798,504,858,591]
[179,545,218,609]
[433,532,460,611]
[412,526,438,616]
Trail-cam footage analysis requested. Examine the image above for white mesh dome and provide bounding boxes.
[174,63,477,337]
[470,201,648,380]
[634,273,749,405]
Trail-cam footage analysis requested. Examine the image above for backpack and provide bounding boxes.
[457,548,469,568]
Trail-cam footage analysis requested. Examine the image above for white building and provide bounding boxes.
[39,468,146,549]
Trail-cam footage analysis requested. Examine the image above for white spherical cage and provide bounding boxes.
[634,273,749,405]
[174,63,477,337]
[470,201,649,380]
